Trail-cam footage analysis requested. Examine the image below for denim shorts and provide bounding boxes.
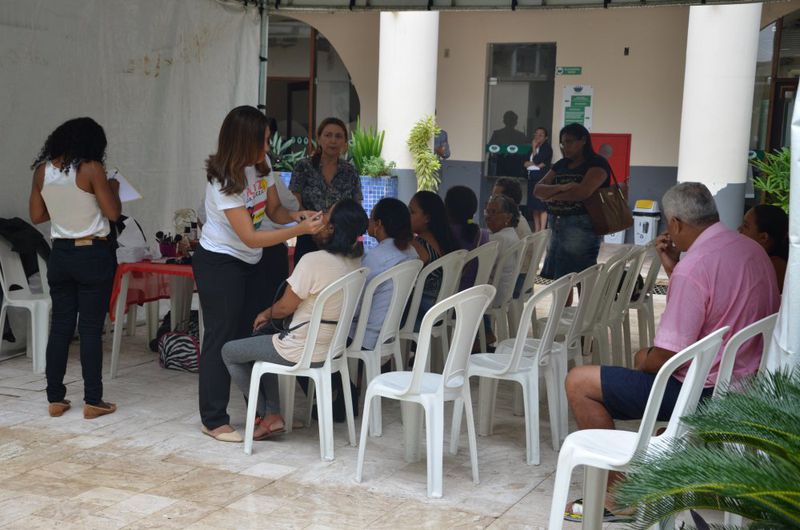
[601,366,714,421]
[540,213,601,279]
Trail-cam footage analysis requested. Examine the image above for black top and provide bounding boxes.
[531,142,554,174]
[547,155,611,216]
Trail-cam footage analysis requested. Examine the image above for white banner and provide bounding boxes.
[0,0,259,238]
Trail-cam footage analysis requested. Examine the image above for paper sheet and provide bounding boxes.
[107,168,142,202]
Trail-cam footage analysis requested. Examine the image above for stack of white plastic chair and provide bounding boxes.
[346,259,422,437]
[0,238,51,373]
[467,273,573,464]
[579,247,631,365]
[508,229,552,331]
[399,250,466,372]
[356,284,495,498]
[243,267,368,460]
[606,246,647,366]
[547,327,728,530]
[625,242,662,351]
[484,238,527,345]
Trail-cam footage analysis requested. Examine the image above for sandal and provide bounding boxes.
[253,418,286,441]
[201,425,243,443]
[564,498,634,523]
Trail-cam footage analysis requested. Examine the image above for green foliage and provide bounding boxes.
[751,148,790,213]
[616,369,800,530]
[350,117,392,175]
[407,116,441,192]
[269,133,305,172]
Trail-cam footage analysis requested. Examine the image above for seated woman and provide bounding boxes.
[493,177,532,239]
[445,185,490,290]
[485,194,521,307]
[222,199,368,441]
[409,190,457,329]
[355,197,419,351]
[738,204,789,292]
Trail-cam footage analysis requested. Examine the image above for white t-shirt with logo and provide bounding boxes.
[199,166,275,264]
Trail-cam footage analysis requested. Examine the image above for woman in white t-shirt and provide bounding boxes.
[194,106,323,443]
[222,199,367,441]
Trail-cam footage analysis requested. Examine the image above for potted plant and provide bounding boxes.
[615,369,800,529]
[407,116,441,192]
[751,147,790,213]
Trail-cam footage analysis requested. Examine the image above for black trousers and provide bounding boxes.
[255,244,289,305]
[193,245,263,429]
[45,239,116,405]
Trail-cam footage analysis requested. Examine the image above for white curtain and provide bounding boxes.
[767,91,799,370]
[0,0,259,237]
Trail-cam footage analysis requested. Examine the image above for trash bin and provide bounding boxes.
[633,200,660,245]
[604,230,626,244]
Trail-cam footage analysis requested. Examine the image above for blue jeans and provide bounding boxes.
[541,213,601,279]
[46,239,116,405]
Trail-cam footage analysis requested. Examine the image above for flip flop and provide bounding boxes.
[201,425,243,443]
[253,420,286,441]
[563,498,634,523]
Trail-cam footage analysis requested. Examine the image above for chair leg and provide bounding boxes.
[449,397,463,456]
[145,301,159,342]
[477,376,498,436]
[401,401,423,463]
[364,356,382,437]
[521,375,541,465]
[339,364,357,447]
[424,399,445,498]
[0,303,7,350]
[556,356,570,445]
[243,365,263,455]
[548,451,577,530]
[306,377,316,427]
[355,386,375,482]
[462,389,480,484]
[543,365,561,452]
[622,312,633,365]
[279,375,296,434]
[125,305,136,336]
[512,385,524,417]
[316,373,335,461]
[583,466,609,530]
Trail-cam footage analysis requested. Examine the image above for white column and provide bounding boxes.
[378,12,439,203]
[677,3,762,228]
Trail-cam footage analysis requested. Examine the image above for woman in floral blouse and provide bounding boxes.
[290,117,362,266]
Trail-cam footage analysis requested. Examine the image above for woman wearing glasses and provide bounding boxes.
[290,118,362,266]
[534,123,611,282]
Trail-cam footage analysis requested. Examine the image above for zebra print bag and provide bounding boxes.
[158,319,200,373]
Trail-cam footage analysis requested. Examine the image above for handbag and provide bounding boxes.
[252,280,337,339]
[583,166,633,235]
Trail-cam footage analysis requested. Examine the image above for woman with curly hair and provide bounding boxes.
[29,117,120,420]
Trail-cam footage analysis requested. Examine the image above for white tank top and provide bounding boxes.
[40,162,110,239]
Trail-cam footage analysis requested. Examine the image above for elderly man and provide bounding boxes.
[563,182,780,522]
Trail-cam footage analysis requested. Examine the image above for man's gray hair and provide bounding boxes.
[661,182,719,227]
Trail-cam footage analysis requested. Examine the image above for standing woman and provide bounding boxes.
[534,123,610,281]
[29,117,120,419]
[290,117,362,267]
[195,106,323,442]
[524,127,553,232]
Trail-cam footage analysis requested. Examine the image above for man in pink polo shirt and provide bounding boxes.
[562,182,779,523]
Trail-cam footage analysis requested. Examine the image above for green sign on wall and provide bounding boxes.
[557,66,582,75]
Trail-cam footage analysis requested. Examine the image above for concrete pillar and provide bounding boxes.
[377,12,439,203]
[677,3,762,229]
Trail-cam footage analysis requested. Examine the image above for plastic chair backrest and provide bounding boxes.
[577,246,628,333]
[402,250,467,332]
[713,313,778,398]
[635,244,662,304]
[562,263,603,351]
[634,327,729,454]
[461,240,499,288]
[585,250,629,332]
[502,274,574,374]
[405,284,495,395]
[490,238,526,306]
[349,259,423,352]
[610,246,647,317]
[289,267,368,371]
[0,238,33,298]
[515,229,552,300]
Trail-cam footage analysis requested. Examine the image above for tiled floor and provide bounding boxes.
[0,245,680,530]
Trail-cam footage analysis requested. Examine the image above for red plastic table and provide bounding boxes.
[109,261,195,379]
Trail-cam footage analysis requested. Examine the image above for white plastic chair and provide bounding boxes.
[485,238,527,344]
[0,238,51,373]
[454,240,499,352]
[625,242,662,351]
[508,229,551,331]
[547,326,729,530]
[356,284,496,498]
[347,259,423,437]
[243,267,368,460]
[607,246,647,367]
[468,274,573,464]
[399,250,467,372]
